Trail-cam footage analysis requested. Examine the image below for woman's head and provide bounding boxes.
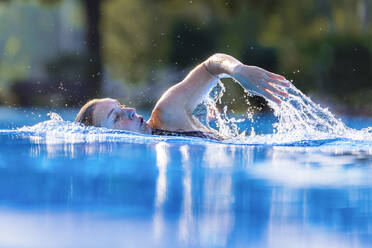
[75,98,151,134]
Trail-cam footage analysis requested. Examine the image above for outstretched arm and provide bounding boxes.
[205,53,289,103]
[147,53,289,132]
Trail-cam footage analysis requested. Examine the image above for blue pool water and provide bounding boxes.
[1,84,372,247]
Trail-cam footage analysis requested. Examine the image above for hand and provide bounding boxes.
[232,64,290,104]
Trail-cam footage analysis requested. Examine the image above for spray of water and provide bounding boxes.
[15,78,372,147]
[193,80,246,139]
[271,85,347,136]
[196,79,372,145]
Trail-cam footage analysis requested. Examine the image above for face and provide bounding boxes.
[92,98,151,134]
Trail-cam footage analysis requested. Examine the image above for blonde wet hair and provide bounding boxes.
[75,99,101,126]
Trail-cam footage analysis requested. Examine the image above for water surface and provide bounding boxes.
[1,83,372,247]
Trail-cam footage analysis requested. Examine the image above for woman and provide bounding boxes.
[75,53,289,140]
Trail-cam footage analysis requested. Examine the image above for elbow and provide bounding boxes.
[209,53,229,59]
[204,53,241,76]
[204,53,225,76]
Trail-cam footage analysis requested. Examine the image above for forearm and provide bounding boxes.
[205,53,289,104]
[204,53,243,77]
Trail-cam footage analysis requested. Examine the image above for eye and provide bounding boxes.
[114,114,120,123]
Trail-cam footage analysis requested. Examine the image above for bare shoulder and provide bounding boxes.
[147,86,194,131]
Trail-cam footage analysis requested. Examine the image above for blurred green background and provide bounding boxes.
[0,0,371,115]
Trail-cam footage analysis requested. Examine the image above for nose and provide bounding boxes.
[124,108,136,120]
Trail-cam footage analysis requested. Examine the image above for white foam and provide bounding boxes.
[10,83,372,150]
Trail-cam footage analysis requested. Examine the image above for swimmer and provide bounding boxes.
[75,53,289,140]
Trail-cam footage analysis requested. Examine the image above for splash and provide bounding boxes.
[16,112,216,145]
[47,112,64,122]
[17,112,143,144]
[266,84,372,144]
[197,79,372,146]
[194,81,246,139]
[10,81,372,149]
[271,85,347,136]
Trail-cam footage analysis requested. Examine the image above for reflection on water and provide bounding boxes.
[153,142,168,243]
[179,145,194,244]
[2,79,372,247]
[1,134,372,247]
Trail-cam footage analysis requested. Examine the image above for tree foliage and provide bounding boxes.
[0,0,371,110]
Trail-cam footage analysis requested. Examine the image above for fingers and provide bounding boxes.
[275,80,291,87]
[264,89,282,104]
[267,82,288,97]
[266,73,290,87]
[249,85,283,104]
[268,72,286,81]
[262,80,289,104]
[269,78,290,87]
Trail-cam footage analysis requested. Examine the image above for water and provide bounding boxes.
[1,83,372,247]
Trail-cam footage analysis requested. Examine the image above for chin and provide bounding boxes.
[141,124,152,134]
